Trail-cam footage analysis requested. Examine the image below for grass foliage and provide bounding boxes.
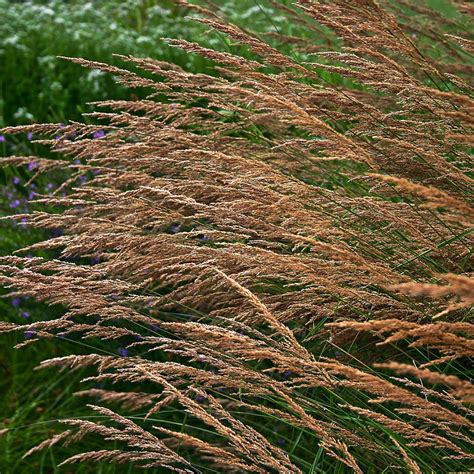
[0,0,473,472]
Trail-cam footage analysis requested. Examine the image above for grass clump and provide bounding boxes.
[0,0,473,472]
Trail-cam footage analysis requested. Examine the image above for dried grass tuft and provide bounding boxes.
[1,0,473,471]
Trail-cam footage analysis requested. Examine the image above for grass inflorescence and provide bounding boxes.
[0,0,473,472]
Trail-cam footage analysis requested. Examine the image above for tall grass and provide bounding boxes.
[0,3,212,470]
[1,0,473,472]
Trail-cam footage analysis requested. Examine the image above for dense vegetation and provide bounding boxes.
[1,0,472,472]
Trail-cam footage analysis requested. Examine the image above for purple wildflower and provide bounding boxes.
[195,394,205,403]
[27,132,34,141]
[168,223,181,234]
[118,347,129,357]
[21,311,30,319]
[24,331,35,339]
[0,135,5,142]
[12,176,20,185]
[12,297,21,307]
[27,162,38,171]
[28,191,36,200]
[91,256,100,265]
[10,199,21,208]
[92,129,105,139]
[283,370,293,379]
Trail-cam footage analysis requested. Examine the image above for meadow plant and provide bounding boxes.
[0,0,473,472]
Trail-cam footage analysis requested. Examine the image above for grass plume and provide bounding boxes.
[0,0,473,471]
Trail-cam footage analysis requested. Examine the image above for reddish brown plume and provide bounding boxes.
[1,0,472,471]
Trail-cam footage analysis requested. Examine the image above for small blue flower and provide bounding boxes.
[118,347,129,357]
[27,132,34,141]
[0,135,5,142]
[24,330,35,339]
[195,394,205,403]
[21,311,30,319]
[91,256,100,265]
[10,199,21,208]
[12,176,20,185]
[12,297,21,307]
[27,162,38,171]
